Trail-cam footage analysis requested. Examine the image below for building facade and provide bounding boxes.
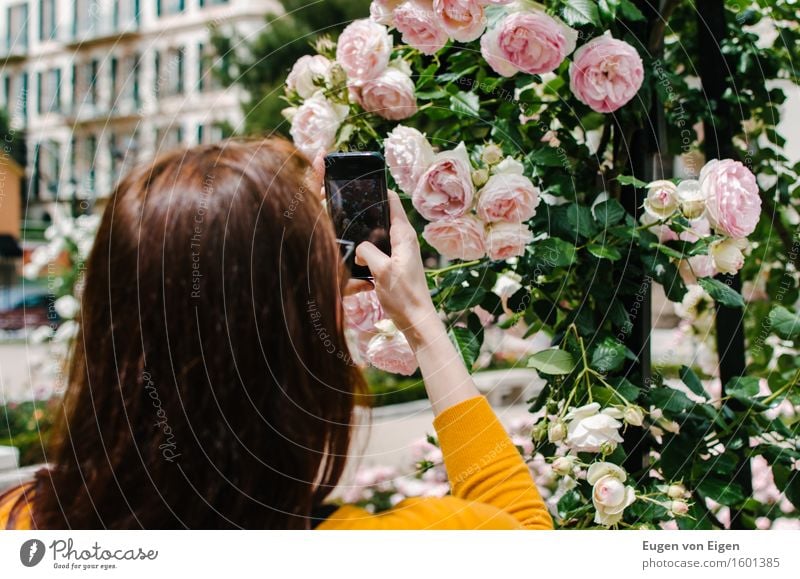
[0,0,278,225]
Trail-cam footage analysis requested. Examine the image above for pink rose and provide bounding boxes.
[412,143,475,221]
[480,26,518,77]
[476,173,540,223]
[485,221,532,260]
[336,19,393,82]
[433,0,486,43]
[366,320,419,375]
[679,255,717,284]
[370,0,404,26]
[639,212,678,243]
[286,54,333,99]
[289,94,349,160]
[423,215,486,260]
[394,0,449,55]
[569,35,644,113]
[343,290,384,332]
[484,10,577,77]
[358,68,418,120]
[384,125,435,194]
[700,159,760,238]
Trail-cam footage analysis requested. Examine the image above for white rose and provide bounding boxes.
[384,125,435,195]
[548,421,567,443]
[644,180,679,219]
[551,455,576,477]
[670,500,689,516]
[667,483,687,499]
[289,94,349,160]
[565,403,624,453]
[676,179,705,219]
[481,143,504,166]
[587,462,636,526]
[492,156,525,175]
[623,405,645,427]
[54,295,80,320]
[286,54,333,99]
[710,237,748,275]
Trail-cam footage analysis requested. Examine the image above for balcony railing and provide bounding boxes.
[69,16,140,47]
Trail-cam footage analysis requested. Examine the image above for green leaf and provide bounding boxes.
[448,326,481,370]
[561,0,601,26]
[593,199,626,225]
[527,348,577,375]
[698,277,745,308]
[530,147,567,167]
[445,286,487,311]
[566,203,597,239]
[679,365,708,398]
[653,243,685,260]
[725,376,769,410]
[772,464,800,509]
[533,237,577,268]
[650,386,696,413]
[449,91,480,118]
[590,337,627,373]
[616,174,648,188]
[587,243,622,261]
[618,0,646,21]
[769,306,800,340]
[697,477,745,505]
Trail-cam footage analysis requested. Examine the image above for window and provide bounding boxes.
[6,72,29,123]
[109,131,139,184]
[155,125,183,154]
[73,135,97,198]
[73,60,99,110]
[39,0,56,41]
[111,53,141,112]
[196,122,226,145]
[6,3,29,52]
[155,47,184,97]
[37,68,61,114]
[157,0,185,17]
[36,140,61,200]
[72,0,100,39]
[113,0,140,30]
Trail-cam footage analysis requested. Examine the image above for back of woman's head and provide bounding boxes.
[30,138,363,529]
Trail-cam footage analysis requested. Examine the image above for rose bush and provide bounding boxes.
[279,0,800,529]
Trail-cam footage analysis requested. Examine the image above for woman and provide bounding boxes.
[0,138,552,530]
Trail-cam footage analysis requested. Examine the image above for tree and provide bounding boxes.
[210,0,370,136]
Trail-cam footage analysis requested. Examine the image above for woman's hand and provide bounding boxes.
[355,190,440,348]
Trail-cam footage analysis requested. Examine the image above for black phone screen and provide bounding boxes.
[325,154,390,279]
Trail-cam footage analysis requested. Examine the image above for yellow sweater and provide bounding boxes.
[0,396,552,530]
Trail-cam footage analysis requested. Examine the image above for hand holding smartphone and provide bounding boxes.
[323,152,391,280]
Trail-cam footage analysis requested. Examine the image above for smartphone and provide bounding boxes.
[324,152,391,280]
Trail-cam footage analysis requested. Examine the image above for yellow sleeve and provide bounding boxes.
[0,485,33,530]
[433,396,553,530]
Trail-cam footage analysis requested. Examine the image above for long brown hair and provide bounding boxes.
[12,138,364,528]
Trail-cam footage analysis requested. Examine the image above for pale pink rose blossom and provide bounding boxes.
[366,321,419,375]
[412,143,475,221]
[679,255,717,284]
[484,10,577,77]
[394,0,449,55]
[678,217,711,243]
[640,212,678,243]
[286,54,333,99]
[485,221,533,260]
[480,26,518,77]
[384,125,435,194]
[343,290,384,332]
[710,237,748,275]
[422,215,486,260]
[289,94,349,160]
[357,68,418,120]
[336,19,393,82]
[433,0,486,43]
[643,180,679,219]
[569,35,644,113]
[476,173,540,223]
[370,0,404,26]
[700,159,761,238]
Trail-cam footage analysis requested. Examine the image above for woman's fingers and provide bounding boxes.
[344,278,374,296]
[355,241,391,277]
